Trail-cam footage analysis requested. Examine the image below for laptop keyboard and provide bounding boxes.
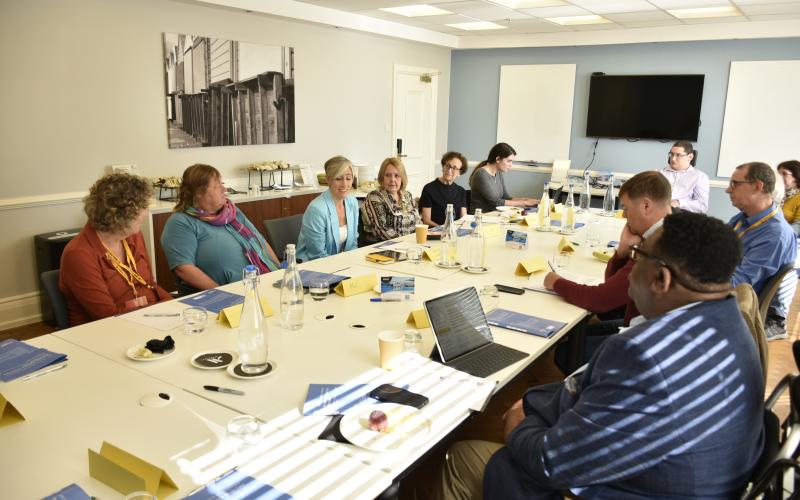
[446,343,528,378]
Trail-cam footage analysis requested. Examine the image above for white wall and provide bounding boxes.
[0,0,451,328]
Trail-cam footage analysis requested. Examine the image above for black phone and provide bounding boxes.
[369,384,429,409]
[495,284,525,295]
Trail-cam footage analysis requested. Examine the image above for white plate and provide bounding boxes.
[495,206,519,213]
[126,344,175,362]
[434,260,462,269]
[190,350,236,370]
[461,265,489,274]
[339,403,431,452]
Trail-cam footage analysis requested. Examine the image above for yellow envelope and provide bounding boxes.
[593,250,615,263]
[422,246,441,261]
[515,257,547,276]
[0,393,24,428]
[518,214,538,227]
[334,274,377,297]
[88,441,177,498]
[406,309,430,329]
[615,209,625,218]
[557,236,575,254]
[218,298,274,328]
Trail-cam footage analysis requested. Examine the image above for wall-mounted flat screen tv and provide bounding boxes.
[586,74,704,141]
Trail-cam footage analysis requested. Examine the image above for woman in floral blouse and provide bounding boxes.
[361,157,420,245]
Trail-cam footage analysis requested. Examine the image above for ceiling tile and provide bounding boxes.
[738,2,800,14]
[297,0,411,11]
[442,1,533,20]
[746,12,800,19]
[614,18,685,26]
[494,17,572,31]
[569,21,624,30]
[520,5,593,17]
[419,13,484,24]
[567,0,659,14]
[680,15,749,23]
[647,0,733,8]
[605,10,677,22]
[731,0,800,4]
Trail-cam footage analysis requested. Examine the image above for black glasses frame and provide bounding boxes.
[629,244,712,294]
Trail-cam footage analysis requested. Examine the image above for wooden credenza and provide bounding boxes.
[149,191,320,292]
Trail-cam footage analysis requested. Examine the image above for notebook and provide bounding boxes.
[424,287,528,378]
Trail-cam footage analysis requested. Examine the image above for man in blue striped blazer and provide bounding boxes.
[436,212,765,499]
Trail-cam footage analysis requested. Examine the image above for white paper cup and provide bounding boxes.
[377,330,404,370]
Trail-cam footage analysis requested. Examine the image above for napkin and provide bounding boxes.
[422,246,440,261]
[592,249,615,263]
[515,257,547,276]
[482,224,504,238]
[557,236,575,254]
[518,214,538,227]
[334,274,377,297]
[0,393,25,428]
[406,309,430,328]
[218,298,274,328]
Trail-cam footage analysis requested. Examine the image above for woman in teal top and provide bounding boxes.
[161,164,280,295]
[296,156,359,262]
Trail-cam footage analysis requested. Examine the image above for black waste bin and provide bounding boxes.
[34,228,81,325]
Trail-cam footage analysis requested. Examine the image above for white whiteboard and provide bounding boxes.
[717,60,800,177]
[497,64,576,164]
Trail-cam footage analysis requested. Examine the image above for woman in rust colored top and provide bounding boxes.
[60,173,171,326]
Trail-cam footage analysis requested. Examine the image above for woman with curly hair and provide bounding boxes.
[161,164,280,294]
[60,173,171,326]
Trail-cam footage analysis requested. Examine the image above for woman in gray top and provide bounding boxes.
[469,142,538,213]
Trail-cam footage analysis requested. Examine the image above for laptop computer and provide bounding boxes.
[424,287,528,378]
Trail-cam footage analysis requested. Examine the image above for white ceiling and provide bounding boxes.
[190,0,800,48]
[294,0,800,35]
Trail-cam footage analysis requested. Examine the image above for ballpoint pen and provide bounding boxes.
[144,313,181,317]
[21,362,68,381]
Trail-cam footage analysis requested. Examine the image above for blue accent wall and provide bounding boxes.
[448,37,800,220]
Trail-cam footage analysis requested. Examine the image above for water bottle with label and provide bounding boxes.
[466,209,485,271]
[578,172,591,212]
[603,175,616,216]
[538,182,551,231]
[238,265,268,374]
[439,203,457,266]
[561,181,576,234]
[280,244,304,330]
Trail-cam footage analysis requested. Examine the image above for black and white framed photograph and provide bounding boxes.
[163,33,295,149]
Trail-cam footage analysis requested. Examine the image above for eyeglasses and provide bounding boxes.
[728,179,753,189]
[630,244,710,294]
[667,152,690,159]
[443,166,461,172]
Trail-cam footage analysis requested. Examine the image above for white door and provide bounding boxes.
[392,65,438,198]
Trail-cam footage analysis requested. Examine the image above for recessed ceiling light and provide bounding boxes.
[668,6,741,19]
[379,4,453,17]
[544,15,612,25]
[489,0,566,8]
[446,21,509,30]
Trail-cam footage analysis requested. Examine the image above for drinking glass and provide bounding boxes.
[309,279,329,301]
[406,246,422,264]
[227,415,262,447]
[553,250,571,269]
[585,220,601,247]
[479,285,499,312]
[182,307,207,335]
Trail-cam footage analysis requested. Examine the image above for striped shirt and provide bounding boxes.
[485,297,765,499]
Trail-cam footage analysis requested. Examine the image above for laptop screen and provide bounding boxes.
[424,287,493,363]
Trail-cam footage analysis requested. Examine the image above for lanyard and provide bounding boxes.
[103,240,149,296]
[733,206,779,239]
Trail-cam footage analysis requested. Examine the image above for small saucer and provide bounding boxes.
[434,260,462,269]
[558,229,576,235]
[191,350,236,370]
[534,226,553,232]
[461,265,489,274]
[227,361,277,380]
[126,344,175,362]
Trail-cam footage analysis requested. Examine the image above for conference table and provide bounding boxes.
[1,208,625,498]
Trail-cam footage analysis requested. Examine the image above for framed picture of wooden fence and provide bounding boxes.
[163,33,295,149]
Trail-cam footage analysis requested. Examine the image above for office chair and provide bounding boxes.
[758,263,796,323]
[40,269,69,330]
[735,283,769,381]
[263,214,304,261]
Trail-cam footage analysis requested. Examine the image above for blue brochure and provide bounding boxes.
[43,483,91,500]
[549,220,586,229]
[485,309,566,339]
[0,339,67,382]
[185,469,292,500]
[303,383,373,416]
[179,289,244,314]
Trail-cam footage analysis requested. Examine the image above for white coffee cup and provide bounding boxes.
[377,330,405,370]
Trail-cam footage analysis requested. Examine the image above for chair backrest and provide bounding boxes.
[40,269,69,330]
[263,214,304,261]
[735,283,769,380]
[757,263,795,322]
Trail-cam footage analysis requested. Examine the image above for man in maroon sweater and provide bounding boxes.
[544,171,672,371]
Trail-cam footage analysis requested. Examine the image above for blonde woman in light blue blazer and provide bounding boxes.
[296,156,359,262]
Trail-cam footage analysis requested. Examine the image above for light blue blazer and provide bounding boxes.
[296,189,359,262]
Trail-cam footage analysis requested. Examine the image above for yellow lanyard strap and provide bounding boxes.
[103,240,149,296]
[733,206,779,239]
